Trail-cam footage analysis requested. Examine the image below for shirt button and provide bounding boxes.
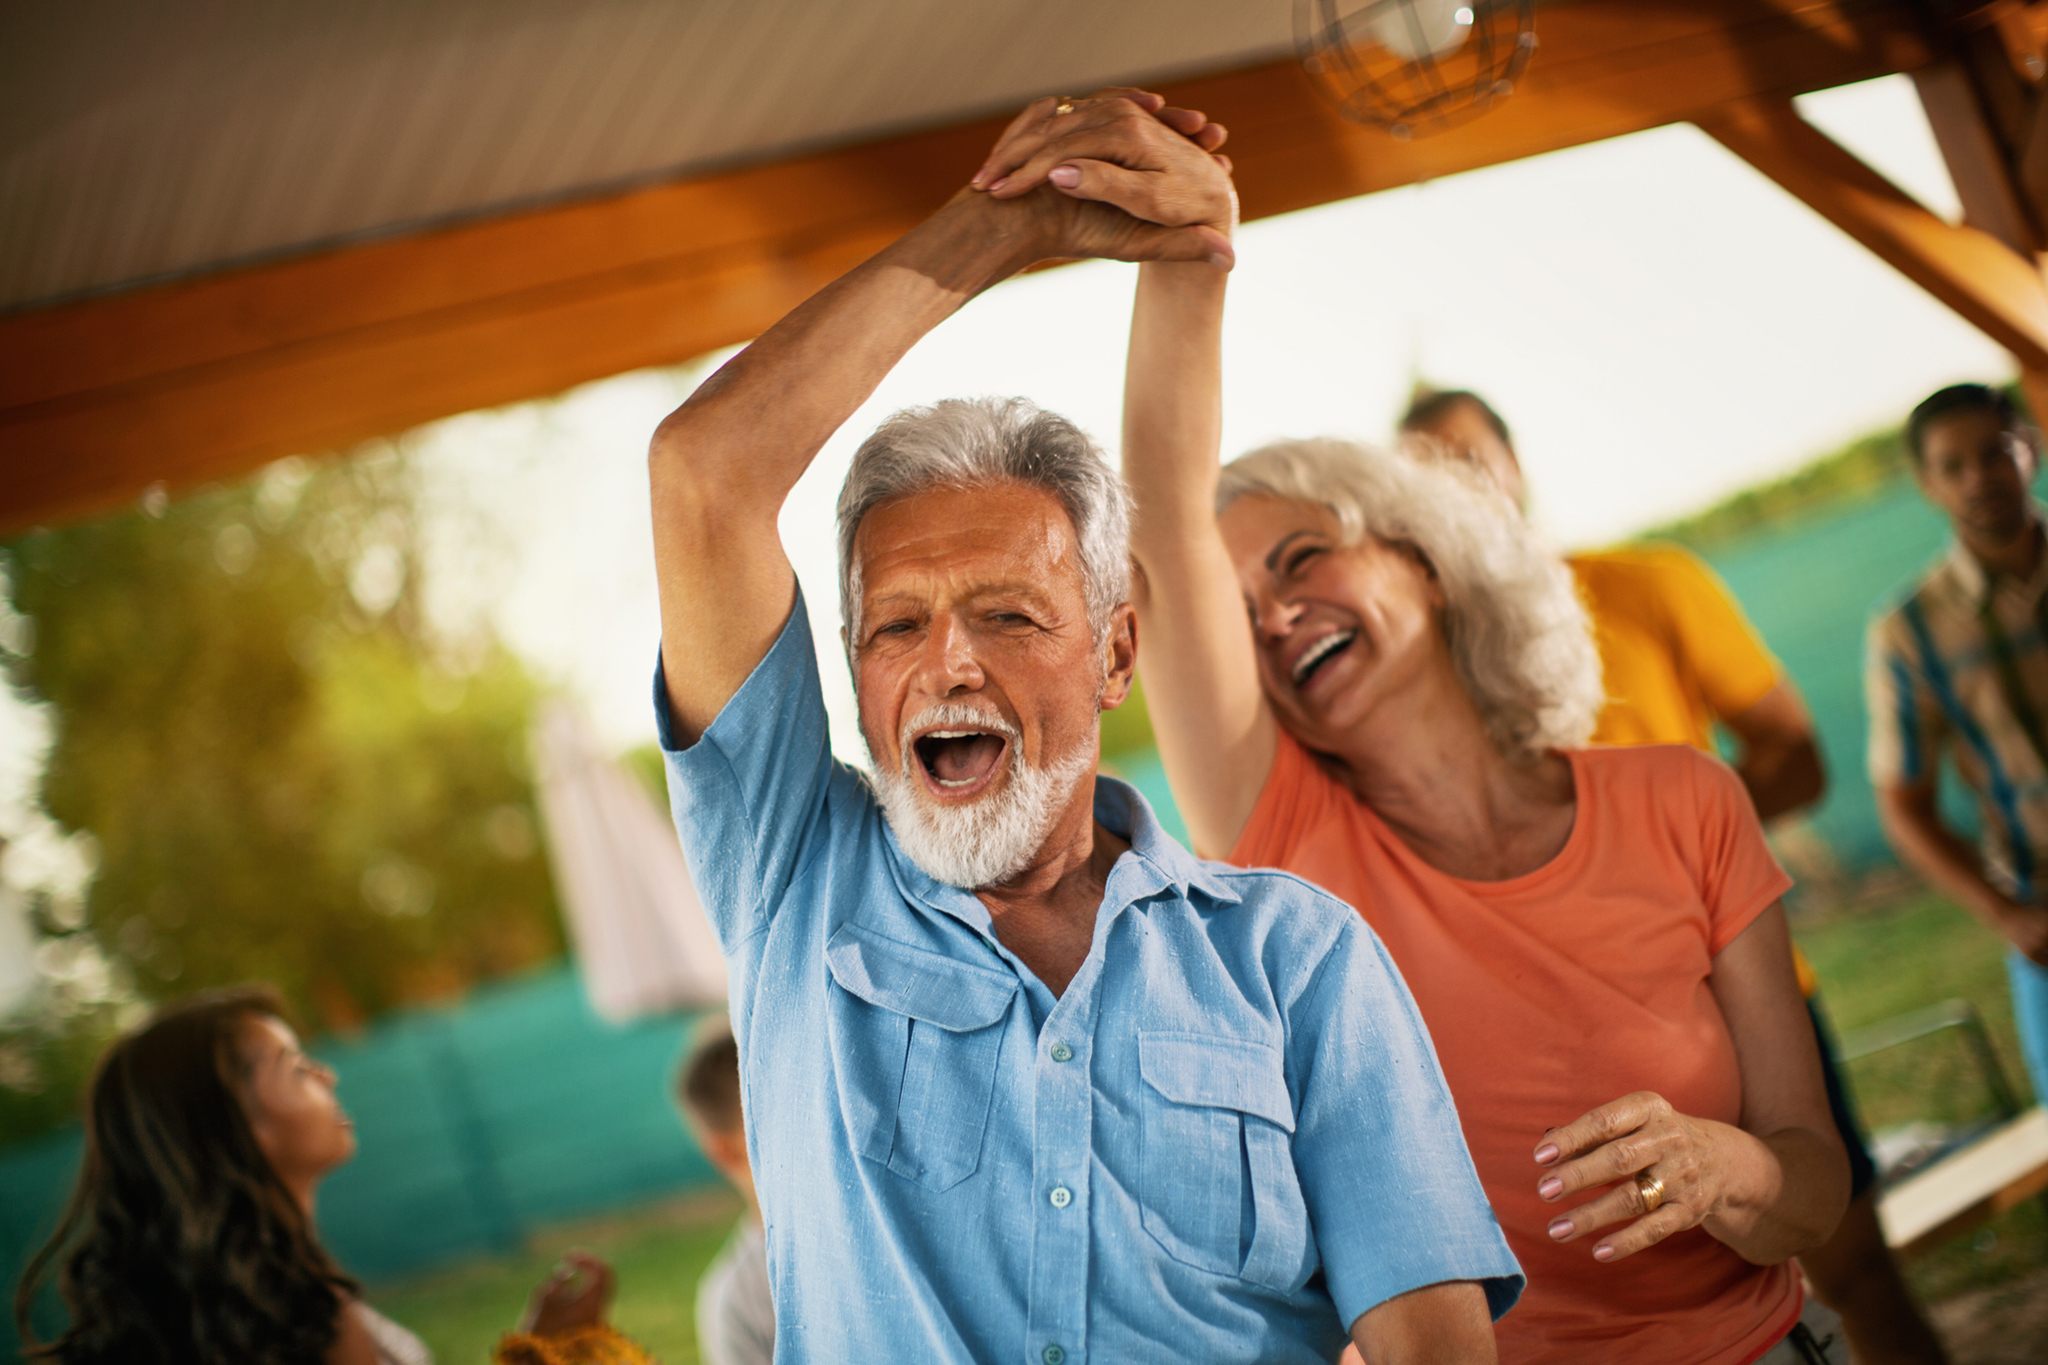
[1049,1184,1072,1208]
[1050,1042,1073,1063]
[1042,1347,1066,1365]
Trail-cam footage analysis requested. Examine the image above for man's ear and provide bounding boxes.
[1098,603,1139,711]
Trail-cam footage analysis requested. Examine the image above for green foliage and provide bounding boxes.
[0,999,127,1146]
[1,449,562,1102]
[1644,426,1910,553]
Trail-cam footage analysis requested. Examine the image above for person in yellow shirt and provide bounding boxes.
[1403,389,1947,1365]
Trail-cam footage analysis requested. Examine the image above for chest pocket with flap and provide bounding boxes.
[1138,1030,1312,1293]
[826,922,1018,1192]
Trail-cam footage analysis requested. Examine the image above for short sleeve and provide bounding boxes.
[1650,546,1782,721]
[1684,750,1796,955]
[1286,915,1525,1327]
[657,589,835,951]
[1865,608,1944,789]
[1230,730,1342,871]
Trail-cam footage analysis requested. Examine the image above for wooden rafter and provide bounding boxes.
[1698,95,2048,368]
[1,0,1932,534]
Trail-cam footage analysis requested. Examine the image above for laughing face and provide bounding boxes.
[849,481,1134,888]
[1217,494,1448,754]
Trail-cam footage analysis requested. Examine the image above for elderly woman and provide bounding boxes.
[964,118,1851,1362]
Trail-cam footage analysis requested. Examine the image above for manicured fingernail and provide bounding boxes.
[1534,1144,1559,1164]
[1050,164,1080,188]
[1593,1245,1616,1261]
[987,177,1009,193]
[1547,1219,1573,1241]
[1538,1178,1563,1200]
[1207,252,1232,270]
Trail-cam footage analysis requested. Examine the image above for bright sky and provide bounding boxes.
[0,74,2017,996]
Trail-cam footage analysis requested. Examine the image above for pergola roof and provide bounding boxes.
[2,0,1292,311]
[5,0,2047,536]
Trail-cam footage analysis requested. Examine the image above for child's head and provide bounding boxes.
[676,1020,754,1206]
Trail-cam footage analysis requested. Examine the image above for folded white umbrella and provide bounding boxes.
[532,703,727,1021]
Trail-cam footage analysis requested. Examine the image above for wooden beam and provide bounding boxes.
[1699,95,2048,367]
[0,0,1931,534]
[1915,59,2044,252]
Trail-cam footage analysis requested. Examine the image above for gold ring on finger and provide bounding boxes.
[1053,96,1077,116]
[1634,1170,1667,1213]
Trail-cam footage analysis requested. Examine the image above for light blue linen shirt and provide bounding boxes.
[658,592,1521,1364]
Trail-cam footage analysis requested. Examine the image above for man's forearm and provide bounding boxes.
[1879,786,2016,927]
[649,191,1036,741]
[653,191,1033,517]
[1724,682,1825,823]
[1736,738,1825,824]
[1348,1281,1496,1364]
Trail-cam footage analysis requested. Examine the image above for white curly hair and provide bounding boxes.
[1215,437,1603,762]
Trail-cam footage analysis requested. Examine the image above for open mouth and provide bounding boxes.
[912,728,1009,792]
[1291,629,1357,687]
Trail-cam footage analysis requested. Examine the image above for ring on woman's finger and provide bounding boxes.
[1052,96,1077,116]
[1634,1169,1667,1213]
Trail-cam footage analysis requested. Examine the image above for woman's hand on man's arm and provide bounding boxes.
[1532,905,1848,1266]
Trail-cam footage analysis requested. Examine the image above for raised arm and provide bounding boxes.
[969,100,1261,858]
[651,91,1231,746]
[975,99,1266,859]
[650,195,1030,745]
[1120,264,1276,857]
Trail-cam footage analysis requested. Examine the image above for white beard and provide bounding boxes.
[868,700,1097,890]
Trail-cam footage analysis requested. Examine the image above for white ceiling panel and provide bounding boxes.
[0,0,1293,311]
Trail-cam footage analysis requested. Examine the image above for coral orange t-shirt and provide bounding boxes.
[1232,736,1799,1365]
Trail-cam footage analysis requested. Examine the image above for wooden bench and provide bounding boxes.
[1879,1106,2048,1258]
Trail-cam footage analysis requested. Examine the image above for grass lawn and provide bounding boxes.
[368,888,2045,1360]
[1794,889,2047,1305]
[366,1189,744,1364]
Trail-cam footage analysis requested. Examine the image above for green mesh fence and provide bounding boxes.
[1694,479,1979,870]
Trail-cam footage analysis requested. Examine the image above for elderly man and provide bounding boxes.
[648,92,1520,1363]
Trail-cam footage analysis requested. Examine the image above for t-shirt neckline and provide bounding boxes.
[1360,748,1590,896]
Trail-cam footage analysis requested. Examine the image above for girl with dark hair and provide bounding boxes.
[15,985,641,1365]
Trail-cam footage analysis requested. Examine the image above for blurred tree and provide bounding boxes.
[1,446,561,1072]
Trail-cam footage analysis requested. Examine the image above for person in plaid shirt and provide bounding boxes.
[1868,383,2048,1111]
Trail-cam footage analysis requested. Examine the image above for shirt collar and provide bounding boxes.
[1094,775,1243,908]
[1945,509,2048,604]
[879,774,1242,927]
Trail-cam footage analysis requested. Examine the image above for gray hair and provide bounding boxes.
[836,397,1132,647]
[1216,438,1602,762]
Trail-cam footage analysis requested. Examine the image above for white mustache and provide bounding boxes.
[897,702,1020,771]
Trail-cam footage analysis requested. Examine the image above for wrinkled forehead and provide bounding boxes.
[852,481,1087,604]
